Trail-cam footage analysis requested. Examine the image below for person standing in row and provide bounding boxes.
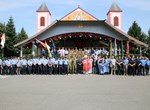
[16,57,22,75]
[48,57,53,74]
[110,56,116,75]
[123,56,129,75]
[63,57,68,74]
[22,58,27,74]
[27,58,32,74]
[145,57,150,75]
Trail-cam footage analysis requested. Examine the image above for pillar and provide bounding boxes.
[140,46,142,56]
[126,41,129,57]
[121,41,124,57]
[114,39,117,56]
[20,46,23,57]
[109,40,112,57]
[32,41,35,56]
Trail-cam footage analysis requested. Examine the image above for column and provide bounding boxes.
[109,40,112,57]
[140,46,142,56]
[121,41,124,57]
[114,39,117,56]
[32,41,35,56]
[20,46,23,57]
[126,41,129,57]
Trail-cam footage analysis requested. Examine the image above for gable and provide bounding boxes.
[61,8,97,21]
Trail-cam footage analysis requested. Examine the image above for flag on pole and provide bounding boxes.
[45,42,52,57]
[34,38,47,48]
[0,33,5,49]
[50,38,56,50]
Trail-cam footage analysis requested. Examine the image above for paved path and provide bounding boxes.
[0,75,150,110]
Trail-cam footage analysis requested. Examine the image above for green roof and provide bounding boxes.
[37,3,49,12]
[109,2,122,12]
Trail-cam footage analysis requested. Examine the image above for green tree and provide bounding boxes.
[128,21,142,40]
[16,28,28,43]
[144,28,150,57]
[15,28,31,56]
[5,17,17,57]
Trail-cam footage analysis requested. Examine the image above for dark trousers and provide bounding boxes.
[64,65,68,74]
[145,65,149,75]
[32,65,37,74]
[117,64,123,75]
[59,65,63,74]
[141,66,145,75]
[38,65,42,74]
[129,66,135,75]
[28,66,32,74]
[42,65,47,74]
[12,65,16,75]
[22,65,26,74]
[77,65,82,74]
[54,65,58,74]
[48,66,53,74]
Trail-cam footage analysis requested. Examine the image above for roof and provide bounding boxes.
[107,2,122,14]
[37,3,50,12]
[14,20,148,48]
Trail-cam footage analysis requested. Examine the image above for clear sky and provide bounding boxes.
[0,0,149,37]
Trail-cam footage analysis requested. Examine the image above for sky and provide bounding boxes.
[0,0,150,37]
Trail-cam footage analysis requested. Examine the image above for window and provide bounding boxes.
[40,17,45,26]
[114,16,119,26]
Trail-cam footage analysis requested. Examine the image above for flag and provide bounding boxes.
[50,38,56,50]
[0,33,5,49]
[45,42,52,57]
[34,38,47,48]
[114,39,117,56]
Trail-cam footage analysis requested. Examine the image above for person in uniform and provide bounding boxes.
[68,56,72,74]
[76,55,83,74]
[145,57,150,75]
[32,57,37,74]
[38,57,42,74]
[110,56,116,75]
[128,57,136,76]
[72,55,77,73]
[140,56,146,76]
[43,57,48,74]
[135,56,141,75]
[22,58,27,74]
[54,58,58,74]
[27,58,33,74]
[63,57,68,74]
[116,56,123,75]
[123,56,129,75]
[58,57,63,74]
[4,58,9,75]
[48,57,53,75]
[16,57,22,75]
[11,57,18,75]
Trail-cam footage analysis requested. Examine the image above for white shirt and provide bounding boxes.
[110,59,116,66]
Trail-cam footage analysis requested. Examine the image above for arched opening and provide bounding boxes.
[40,17,45,26]
[114,16,119,26]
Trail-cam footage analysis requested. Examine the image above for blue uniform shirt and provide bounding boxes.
[140,59,146,66]
[123,59,129,65]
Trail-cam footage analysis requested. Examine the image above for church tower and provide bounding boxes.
[36,3,51,33]
[107,2,122,30]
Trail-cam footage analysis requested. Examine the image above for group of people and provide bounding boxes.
[0,47,150,76]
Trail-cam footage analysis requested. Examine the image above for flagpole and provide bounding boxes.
[2,47,4,58]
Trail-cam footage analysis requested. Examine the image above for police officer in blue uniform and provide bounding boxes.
[54,58,58,74]
[11,57,18,75]
[48,57,53,75]
[27,58,33,74]
[63,57,68,74]
[22,58,27,74]
[58,57,63,74]
[43,57,48,74]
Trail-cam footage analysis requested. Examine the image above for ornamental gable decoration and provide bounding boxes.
[61,7,97,21]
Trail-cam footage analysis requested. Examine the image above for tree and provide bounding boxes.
[128,21,142,40]
[144,28,150,57]
[5,17,17,57]
[15,28,28,43]
[15,28,31,56]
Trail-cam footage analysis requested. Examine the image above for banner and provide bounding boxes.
[0,33,5,49]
